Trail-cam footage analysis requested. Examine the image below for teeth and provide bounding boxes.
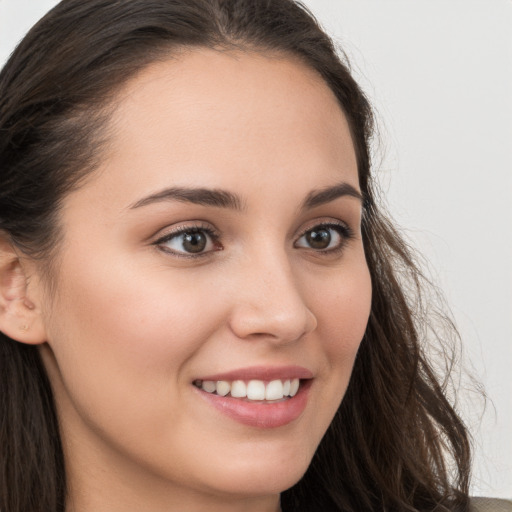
[290,378,300,397]
[216,380,231,396]
[198,378,301,401]
[265,380,284,400]
[202,380,216,393]
[230,380,247,398]
[247,380,266,400]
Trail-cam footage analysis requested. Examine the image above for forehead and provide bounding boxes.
[75,49,358,210]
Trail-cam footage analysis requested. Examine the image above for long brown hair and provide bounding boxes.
[0,1,471,511]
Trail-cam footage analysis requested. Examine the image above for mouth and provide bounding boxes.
[193,378,302,402]
[192,366,313,428]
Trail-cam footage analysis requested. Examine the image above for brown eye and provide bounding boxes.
[305,228,332,249]
[157,227,218,256]
[295,223,351,252]
[182,231,207,253]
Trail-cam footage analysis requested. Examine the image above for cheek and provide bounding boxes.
[307,255,371,410]
[44,255,226,430]
[314,257,371,356]
[51,254,220,360]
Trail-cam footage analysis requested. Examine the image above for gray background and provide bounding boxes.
[1,0,510,499]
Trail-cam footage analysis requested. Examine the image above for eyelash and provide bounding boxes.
[153,221,355,258]
[154,223,221,259]
[295,222,355,254]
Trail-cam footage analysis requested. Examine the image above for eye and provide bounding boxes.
[154,225,220,257]
[295,222,353,252]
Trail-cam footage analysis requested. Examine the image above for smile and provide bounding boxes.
[192,366,313,428]
[193,378,301,401]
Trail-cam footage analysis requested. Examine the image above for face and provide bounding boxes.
[37,50,371,508]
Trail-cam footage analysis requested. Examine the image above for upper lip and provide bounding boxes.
[195,365,314,382]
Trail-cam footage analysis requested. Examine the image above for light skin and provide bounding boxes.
[0,49,372,512]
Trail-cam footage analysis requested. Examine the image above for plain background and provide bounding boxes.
[0,0,510,499]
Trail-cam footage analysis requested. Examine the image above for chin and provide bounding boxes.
[207,470,306,499]
[194,446,313,498]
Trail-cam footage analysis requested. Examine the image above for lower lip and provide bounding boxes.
[194,380,312,429]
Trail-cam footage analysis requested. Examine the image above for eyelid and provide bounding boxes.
[150,218,355,259]
[295,219,353,239]
[152,221,221,257]
[294,220,355,252]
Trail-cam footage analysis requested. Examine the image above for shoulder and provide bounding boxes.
[470,498,512,512]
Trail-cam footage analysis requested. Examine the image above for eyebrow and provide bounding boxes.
[300,182,363,210]
[129,187,244,211]
[129,181,362,211]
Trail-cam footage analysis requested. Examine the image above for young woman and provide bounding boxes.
[0,1,485,511]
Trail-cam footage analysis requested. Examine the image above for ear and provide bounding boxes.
[0,235,47,345]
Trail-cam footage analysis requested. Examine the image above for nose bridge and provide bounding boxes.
[229,243,317,343]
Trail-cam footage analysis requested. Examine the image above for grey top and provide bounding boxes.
[471,498,512,512]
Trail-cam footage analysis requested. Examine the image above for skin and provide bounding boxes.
[1,50,372,512]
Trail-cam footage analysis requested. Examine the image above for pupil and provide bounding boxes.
[183,231,207,253]
[307,228,331,249]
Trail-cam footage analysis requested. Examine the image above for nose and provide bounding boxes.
[228,251,317,344]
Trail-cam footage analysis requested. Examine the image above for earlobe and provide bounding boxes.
[0,237,47,345]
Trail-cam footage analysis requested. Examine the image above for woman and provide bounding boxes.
[0,1,480,511]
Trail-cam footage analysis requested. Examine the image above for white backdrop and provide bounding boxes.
[1,0,510,499]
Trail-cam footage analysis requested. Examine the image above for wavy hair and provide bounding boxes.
[0,1,471,511]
